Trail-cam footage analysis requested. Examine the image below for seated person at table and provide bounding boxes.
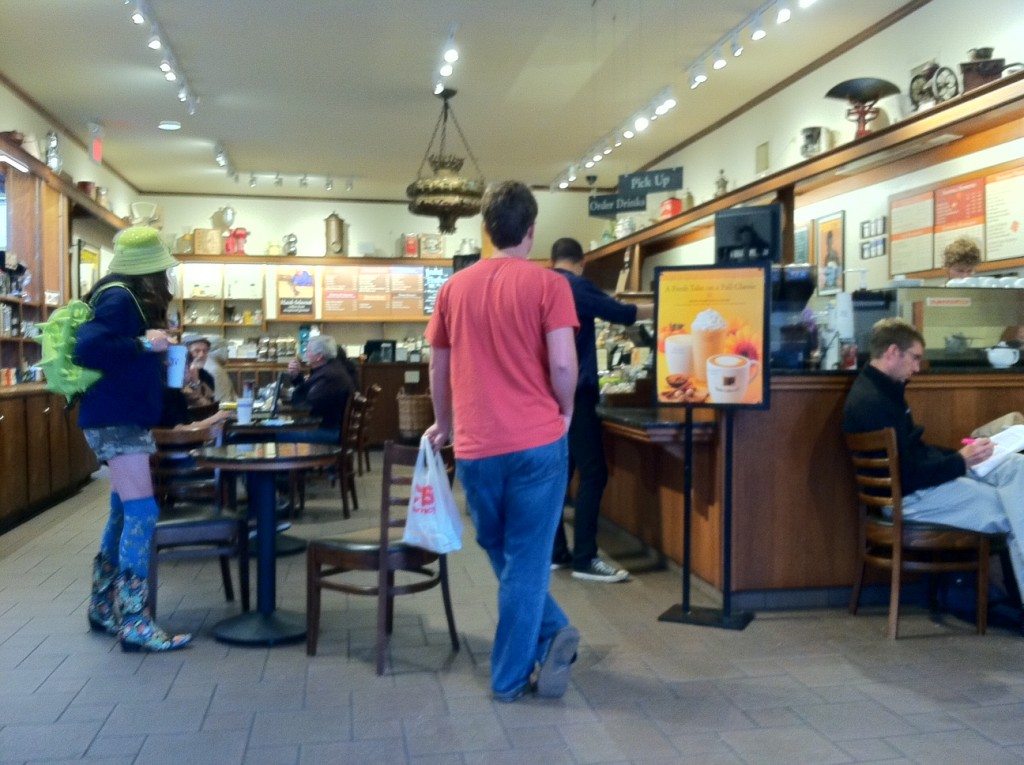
[203,336,236,402]
[181,334,217,408]
[842,317,1024,598]
[159,386,232,431]
[282,335,355,444]
[943,237,981,280]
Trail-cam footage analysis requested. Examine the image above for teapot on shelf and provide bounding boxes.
[986,342,1020,368]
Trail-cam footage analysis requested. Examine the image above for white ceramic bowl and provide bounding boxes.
[946,278,965,287]
[1015,278,1024,289]
[962,277,981,286]
[1000,276,1019,287]
[979,276,999,287]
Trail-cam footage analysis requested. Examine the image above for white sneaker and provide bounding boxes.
[571,558,629,583]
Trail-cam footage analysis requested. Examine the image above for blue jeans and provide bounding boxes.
[457,436,571,697]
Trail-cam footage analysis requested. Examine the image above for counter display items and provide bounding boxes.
[654,264,770,409]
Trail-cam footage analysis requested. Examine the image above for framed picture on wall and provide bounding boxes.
[814,212,845,295]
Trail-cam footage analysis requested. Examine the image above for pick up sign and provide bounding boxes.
[618,167,683,196]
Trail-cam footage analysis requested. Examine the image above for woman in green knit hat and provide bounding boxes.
[75,226,192,652]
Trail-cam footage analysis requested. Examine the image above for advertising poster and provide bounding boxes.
[934,179,985,265]
[276,267,315,317]
[654,264,769,409]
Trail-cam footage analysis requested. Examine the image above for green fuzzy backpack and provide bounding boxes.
[33,282,145,404]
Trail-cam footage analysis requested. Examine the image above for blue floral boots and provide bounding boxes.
[87,553,119,635]
[115,570,192,652]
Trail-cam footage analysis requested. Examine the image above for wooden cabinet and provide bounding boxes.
[24,392,53,506]
[0,397,28,522]
[361,362,429,446]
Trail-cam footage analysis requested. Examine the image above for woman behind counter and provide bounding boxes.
[75,227,192,653]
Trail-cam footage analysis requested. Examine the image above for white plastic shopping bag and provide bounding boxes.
[402,436,463,554]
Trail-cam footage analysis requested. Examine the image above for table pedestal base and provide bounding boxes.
[658,604,753,631]
[213,610,307,646]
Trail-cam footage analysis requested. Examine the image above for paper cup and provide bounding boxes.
[166,344,188,388]
[236,398,253,425]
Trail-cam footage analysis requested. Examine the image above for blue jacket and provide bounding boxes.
[75,286,165,429]
[553,268,638,396]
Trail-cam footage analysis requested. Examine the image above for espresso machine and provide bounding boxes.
[769,265,817,369]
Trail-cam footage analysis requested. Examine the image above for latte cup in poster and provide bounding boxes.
[654,264,769,409]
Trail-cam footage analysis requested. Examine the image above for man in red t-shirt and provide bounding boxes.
[425,181,580,702]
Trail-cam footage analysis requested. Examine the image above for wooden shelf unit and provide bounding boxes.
[585,72,1024,290]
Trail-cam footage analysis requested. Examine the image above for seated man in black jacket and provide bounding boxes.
[283,335,356,443]
[842,318,1024,596]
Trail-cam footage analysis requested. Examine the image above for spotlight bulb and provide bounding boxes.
[634,116,650,133]
[443,47,459,63]
[439,63,453,77]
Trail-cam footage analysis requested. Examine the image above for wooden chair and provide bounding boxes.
[149,426,250,617]
[357,383,383,475]
[335,392,365,518]
[306,440,459,674]
[846,427,999,638]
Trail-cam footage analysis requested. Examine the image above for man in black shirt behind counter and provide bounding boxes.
[550,238,653,582]
[842,317,1024,598]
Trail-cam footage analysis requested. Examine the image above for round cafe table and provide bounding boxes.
[197,442,340,647]
[225,415,324,557]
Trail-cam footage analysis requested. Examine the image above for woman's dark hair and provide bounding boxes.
[85,271,172,329]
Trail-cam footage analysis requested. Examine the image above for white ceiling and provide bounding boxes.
[0,0,908,201]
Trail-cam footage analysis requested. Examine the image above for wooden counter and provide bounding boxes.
[599,369,1024,604]
[0,386,97,531]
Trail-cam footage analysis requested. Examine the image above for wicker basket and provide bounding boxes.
[396,389,434,440]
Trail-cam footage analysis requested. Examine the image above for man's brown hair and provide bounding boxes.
[869,318,924,359]
[482,181,537,250]
[942,237,981,270]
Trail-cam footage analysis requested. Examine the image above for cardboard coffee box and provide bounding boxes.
[419,233,445,258]
[192,228,223,256]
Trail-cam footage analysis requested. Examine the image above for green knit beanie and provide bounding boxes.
[108,226,178,276]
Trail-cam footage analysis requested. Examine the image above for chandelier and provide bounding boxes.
[407,88,484,234]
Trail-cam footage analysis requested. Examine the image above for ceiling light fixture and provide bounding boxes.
[751,12,767,40]
[299,175,309,188]
[133,3,199,116]
[274,173,283,187]
[177,85,188,102]
[554,86,675,190]
[439,63,453,78]
[558,180,569,189]
[691,67,708,89]
[158,120,180,131]
[345,178,354,192]
[798,0,817,7]
[776,2,792,24]
[129,2,145,25]
[147,31,161,50]
[731,35,744,57]
[249,174,257,188]
[443,46,459,64]
[214,144,228,165]
[325,178,334,191]
[712,47,727,70]
[407,87,484,233]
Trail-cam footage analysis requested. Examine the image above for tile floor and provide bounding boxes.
[3,464,1024,764]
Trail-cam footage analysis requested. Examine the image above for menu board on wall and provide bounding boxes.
[889,191,934,275]
[389,266,425,318]
[423,266,452,315]
[322,267,359,318]
[985,166,1024,262]
[356,266,392,318]
[654,264,769,409]
[276,267,316,317]
[934,179,985,264]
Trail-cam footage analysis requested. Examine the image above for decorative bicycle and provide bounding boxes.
[909,61,959,108]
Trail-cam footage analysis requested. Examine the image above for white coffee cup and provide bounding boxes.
[165,344,188,388]
[706,353,761,404]
[664,333,694,375]
[236,397,254,425]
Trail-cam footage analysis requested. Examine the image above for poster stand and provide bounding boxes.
[658,408,753,630]
[654,259,769,632]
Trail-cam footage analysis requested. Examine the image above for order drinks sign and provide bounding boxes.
[654,264,770,409]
